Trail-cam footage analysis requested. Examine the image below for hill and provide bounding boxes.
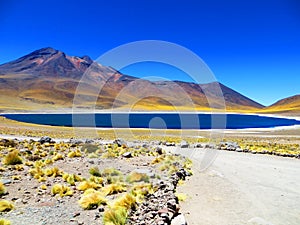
[261,95,300,114]
[0,47,265,112]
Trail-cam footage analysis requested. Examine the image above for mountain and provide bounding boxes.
[262,95,300,114]
[0,47,264,112]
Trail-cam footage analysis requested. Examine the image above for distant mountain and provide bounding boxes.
[0,47,265,112]
[263,95,300,114]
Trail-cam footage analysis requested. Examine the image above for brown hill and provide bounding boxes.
[0,47,264,112]
[261,95,300,114]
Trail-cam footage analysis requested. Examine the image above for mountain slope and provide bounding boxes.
[262,95,300,114]
[0,47,264,112]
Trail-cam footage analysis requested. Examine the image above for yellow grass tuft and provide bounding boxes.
[0,182,6,196]
[77,181,101,191]
[0,200,14,212]
[113,193,136,210]
[89,167,101,177]
[78,189,107,210]
[0,218,11,225]
[102,183,127,196]
[3,150,23,165]
[103,206,127,225]
[63,173,83,186]
[67,149,82,158]
[52,153,64,161]
[44,167,63,177]
[175,193,187,201]
[51,184,73,197]
[126,172,149,183]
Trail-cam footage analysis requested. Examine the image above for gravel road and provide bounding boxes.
[172,148,300,225]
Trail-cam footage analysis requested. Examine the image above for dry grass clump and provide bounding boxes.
[175,192,187,201]
[89,176,104,185]
[103,206,127,225]
[103,193,136,225]
[67,149,82,158]
[130,183,154,203]
[126,172,149,183]
[0,200,14,212]
[13,164,24,171]
[113,193,136,210]
[52,153,64,161]
[44,167,63,177]
[81,144,98,153]
[0,218,11,225]
[89,166,101,177]
[63,173,83,186]
[101,168,124,184]
[51,184,73,197]
[77,181,102,191]
[78,189,107,210]
[0,182,6,196]
[102,183,127,196]
[2,150,23,165]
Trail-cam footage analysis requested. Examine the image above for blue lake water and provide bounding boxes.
[3,113,300,129]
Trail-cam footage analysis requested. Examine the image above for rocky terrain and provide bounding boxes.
[0,137,192,225]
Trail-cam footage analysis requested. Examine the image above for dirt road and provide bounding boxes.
[173,148,300,225]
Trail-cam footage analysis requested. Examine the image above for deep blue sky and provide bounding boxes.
[1,0,299,106]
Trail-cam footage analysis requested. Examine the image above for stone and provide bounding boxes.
[171,214,188,225]
[180,140,189,148]
[155,147,163,155]
[114,139,126,147]
[38,136,53,144]
[122,152,132,158]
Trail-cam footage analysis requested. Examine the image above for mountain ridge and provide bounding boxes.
[0,47,296,113]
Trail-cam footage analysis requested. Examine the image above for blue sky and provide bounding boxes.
[0,0,299,106]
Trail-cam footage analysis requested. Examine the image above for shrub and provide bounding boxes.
[0,218,11,225]
[0,200,14,212]
[63,173,83,186]
[78,189,107,210]
[175,193,187,201]
[51,184,73,197]
[102,183,127,196]
[126,172,149,183]
[130,183,154,203]
[81,144,98,153]
[113,193,136,210]
[0,182,6,196]
[67,149,82,158]
[89,167,101,177]
[77,181,101,191]
[103,206,127,225]
[44,167,63,177]
[3,150,23,165]
[89,176,104,185]
[52,153,64,161]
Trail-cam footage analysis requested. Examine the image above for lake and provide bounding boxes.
[3,113,300,129]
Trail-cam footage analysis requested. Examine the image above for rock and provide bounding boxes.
[38,136,53,144]
[113,139,126,147]
[155,147,164,155]
[1,179,12,185]
[180,140,189,148]
[166,142,175,147]
[73,212,80,217]
[69,138,83,145]
[171,214,187,225]
[194,143,203,148]
[122,152,132,158]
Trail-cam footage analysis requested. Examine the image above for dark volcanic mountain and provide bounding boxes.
[0,47,264,111]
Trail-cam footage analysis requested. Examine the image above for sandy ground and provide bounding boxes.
[172,148,300,225]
